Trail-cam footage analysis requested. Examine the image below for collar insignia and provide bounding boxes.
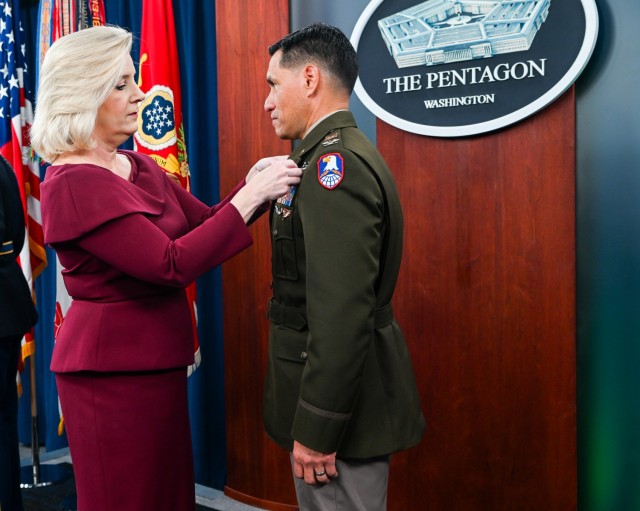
[322,131,340,147]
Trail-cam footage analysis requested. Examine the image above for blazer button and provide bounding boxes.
[300,351,308,361]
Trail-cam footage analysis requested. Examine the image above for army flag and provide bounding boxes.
[36,1,106,78]
[1,0,47,392]
[135,0,200,374]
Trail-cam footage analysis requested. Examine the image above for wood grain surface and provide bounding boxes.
[217,1,577,507]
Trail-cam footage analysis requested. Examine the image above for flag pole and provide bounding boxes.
[27,353,42,485]
[20,351,70,489]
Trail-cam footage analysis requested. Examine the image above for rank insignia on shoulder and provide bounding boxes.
[322,131,340,147]
[317,153,344,190]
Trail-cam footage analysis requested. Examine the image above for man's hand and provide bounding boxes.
[292,440,339,485]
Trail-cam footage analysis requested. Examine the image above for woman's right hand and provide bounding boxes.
[245,155,289,184]
[230,159,302,223]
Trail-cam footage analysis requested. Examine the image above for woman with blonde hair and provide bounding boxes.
[33,25,301,511]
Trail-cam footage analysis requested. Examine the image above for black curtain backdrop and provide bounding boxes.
[17,0,227,489]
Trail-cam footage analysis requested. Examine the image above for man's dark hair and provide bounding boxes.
[269,23,359,94]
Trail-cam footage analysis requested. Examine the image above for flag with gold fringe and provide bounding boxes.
[135,0,201,374]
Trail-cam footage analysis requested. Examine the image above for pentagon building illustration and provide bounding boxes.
[378,0,551,68]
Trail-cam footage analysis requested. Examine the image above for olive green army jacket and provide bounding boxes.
[265,111,424,459]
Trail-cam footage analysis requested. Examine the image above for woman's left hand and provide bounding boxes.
[245,155,289,183]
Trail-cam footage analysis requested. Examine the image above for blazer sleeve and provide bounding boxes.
[41,164,253,287]
[167,177,247,229]
[74,202,252,287]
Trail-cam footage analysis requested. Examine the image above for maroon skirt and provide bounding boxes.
[56,369,194,511]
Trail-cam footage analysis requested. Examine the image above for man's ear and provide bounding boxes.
[303,64,320,95]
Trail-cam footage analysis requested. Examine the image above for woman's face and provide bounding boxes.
[94,54,145,147]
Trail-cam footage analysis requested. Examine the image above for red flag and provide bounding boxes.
[1,0,47,393]
[135,0,200,374]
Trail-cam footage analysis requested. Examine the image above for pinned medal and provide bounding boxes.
[317,153,344,190]
[277,185,297,207]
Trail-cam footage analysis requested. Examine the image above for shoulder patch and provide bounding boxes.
[317,153,345,190]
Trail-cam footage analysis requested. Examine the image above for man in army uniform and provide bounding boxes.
[263,23,425,510]
[0,155,39,511]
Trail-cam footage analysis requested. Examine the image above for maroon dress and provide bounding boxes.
[40,150,253,511]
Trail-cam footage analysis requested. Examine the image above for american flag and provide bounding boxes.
[1,0,47,387]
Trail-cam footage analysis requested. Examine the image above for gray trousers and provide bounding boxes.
[291,455,390,511]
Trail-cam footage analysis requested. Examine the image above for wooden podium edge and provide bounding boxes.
[224,486,299,511]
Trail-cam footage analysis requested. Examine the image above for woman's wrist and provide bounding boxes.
[230,186,263,223]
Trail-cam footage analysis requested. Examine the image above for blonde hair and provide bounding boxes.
[30,26,133,163]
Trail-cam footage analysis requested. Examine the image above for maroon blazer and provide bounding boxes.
[41,150,252,373]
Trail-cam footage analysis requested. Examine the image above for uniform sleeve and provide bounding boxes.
[292,150,384,453]
[0,176,7,247]
[74,201,252,287]
[0,162,25,255]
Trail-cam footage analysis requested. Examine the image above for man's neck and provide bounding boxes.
[302,108,349,139]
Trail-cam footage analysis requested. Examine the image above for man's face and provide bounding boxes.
[264,51,309,141]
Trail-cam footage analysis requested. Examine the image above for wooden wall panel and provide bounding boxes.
[382,89,577,510]
[218,1,576,508]
[215,0,297,508]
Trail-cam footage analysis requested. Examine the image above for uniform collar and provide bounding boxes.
[291,111,357,161]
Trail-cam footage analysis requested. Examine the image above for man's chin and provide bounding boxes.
[274,128,290,140]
